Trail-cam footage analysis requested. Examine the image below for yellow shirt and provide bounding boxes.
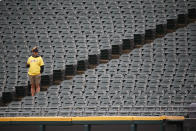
[27,56,44,76]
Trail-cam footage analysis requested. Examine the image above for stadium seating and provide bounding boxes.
[0,0,196,117]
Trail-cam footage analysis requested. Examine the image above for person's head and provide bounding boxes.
[32,46,39,56]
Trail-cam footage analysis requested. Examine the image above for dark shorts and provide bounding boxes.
[28,74,41,86]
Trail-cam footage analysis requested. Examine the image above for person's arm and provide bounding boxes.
[26,57,30,68]
[26,64,30,68]
[40,57,44,73]
[40,65,44,73]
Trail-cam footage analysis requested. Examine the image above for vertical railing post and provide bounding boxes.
[130,123,137,131]
[176,121,184,131]
[161,120,166,131]
[39,125,46,131]
[84,124,91,131]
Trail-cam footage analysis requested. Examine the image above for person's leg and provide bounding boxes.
[36,84,40,93]
[31,84,36,96]
[29,75,36,96]
[35,74,41,94]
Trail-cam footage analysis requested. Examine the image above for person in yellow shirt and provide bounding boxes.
[27,47,44,96]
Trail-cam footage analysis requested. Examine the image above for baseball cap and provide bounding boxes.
[32,47,38,53]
